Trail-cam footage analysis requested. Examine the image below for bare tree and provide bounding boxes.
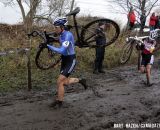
[1,0,40,27]
[108,0,160,32]
[46,0,73,18]
[0,0,75,91]
[0,0,74,26]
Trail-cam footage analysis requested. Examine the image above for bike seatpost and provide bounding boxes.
[73,15,81,43]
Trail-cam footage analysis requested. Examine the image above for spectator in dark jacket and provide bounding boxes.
[155,16,160,29]
[93,22,107,74]
[140,11,146,31]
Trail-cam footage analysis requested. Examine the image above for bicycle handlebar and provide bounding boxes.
[126,36,144,44]
[154,29,160,32]
[27,30,58,43]
[28,30,47,41]
[126,29,160,44]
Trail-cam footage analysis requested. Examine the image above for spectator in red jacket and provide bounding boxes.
[149,12,157,31]
[128,7,136,30]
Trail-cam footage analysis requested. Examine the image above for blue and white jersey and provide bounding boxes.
[47,30,75,56]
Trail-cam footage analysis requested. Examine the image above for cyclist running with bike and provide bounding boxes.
[139,30,158,86]
[47,17,88,108]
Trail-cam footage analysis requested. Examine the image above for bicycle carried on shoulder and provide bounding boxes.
[119,35,147,64]
[28,7,120,70]
[119,29,160,67]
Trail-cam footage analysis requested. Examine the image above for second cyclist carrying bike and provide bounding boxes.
[139,30,158,86]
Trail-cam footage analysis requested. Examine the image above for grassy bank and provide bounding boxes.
[1,21,159,92]
[0,36,140,93]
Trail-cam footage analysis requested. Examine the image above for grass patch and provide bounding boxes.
[1,30,160,93]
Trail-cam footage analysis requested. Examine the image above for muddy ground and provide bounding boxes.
[0,65,160,130]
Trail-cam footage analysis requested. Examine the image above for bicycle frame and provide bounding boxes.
[65,7,84,47]
[72,15,81,44]
[66,7,120,48]
[66,9,95,48]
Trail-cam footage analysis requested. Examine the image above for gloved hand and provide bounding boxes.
[140,43,145,50]
[39,43,48,48]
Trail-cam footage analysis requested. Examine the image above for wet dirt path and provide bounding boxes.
[0,65,160,130]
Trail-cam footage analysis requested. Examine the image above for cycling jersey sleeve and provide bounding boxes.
[47,41,69,55]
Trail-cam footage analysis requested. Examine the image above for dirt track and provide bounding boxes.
[0,65,160,130]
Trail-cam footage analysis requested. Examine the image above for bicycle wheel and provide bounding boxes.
[35,46,61,70]
[119,41,134,64]
[80,19,120,47]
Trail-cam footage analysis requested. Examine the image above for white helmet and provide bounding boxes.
[149,30,158,40]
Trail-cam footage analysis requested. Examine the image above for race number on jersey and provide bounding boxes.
[62,41,70,47]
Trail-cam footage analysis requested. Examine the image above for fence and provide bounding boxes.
[0,23,58,92]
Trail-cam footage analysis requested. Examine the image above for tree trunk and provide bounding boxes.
[139,0,146,35]
[58,0,65,16]
[24,0,40,27]
[16,0,26,23]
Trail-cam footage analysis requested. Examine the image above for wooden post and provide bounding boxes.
[26,0,33,91]
[27,38,32,91]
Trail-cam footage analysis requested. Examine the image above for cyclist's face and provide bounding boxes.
[54,26,63,34]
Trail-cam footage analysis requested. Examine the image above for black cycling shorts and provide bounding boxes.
[60,55,76,77]
[129,22,135,29]
[141,53,154,67]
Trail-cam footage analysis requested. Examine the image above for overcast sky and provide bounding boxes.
[0,0,127,25]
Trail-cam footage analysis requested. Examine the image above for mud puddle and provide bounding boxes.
[0,65,160,130]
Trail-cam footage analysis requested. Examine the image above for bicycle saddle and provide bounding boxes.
[66,7,80,16]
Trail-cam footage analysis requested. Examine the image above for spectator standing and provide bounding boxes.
[128,7,136,30]
[155,16,160,29]
[140,10,146,31]
[93,22,107,74]
[149,12,157,31]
